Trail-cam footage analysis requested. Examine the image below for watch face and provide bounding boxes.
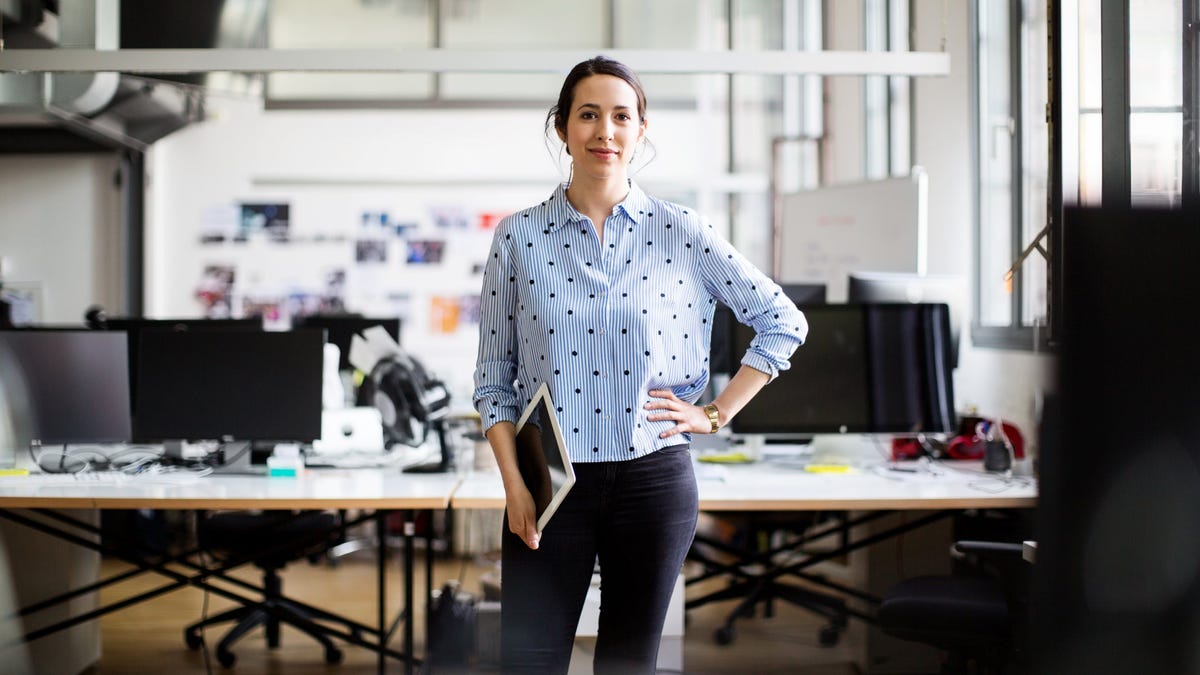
[705,405,720,430]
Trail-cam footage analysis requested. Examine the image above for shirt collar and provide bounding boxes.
[544,180,652,233]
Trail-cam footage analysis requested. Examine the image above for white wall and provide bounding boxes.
[0,155,124,324]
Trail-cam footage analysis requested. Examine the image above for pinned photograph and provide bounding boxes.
[406,240,445,264]
[356,239,388,264]
[237,203,290,242]
[195,265,236,318]
[430,205,469,230]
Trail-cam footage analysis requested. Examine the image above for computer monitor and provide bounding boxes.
[847,272,965,368]
[132,329,324,443]
[729,303,956,437]
[293,315,402,372]
[0,330,132,444]
[710,283,826,376]
[99,317,263,414]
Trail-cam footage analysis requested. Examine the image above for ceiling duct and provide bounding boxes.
[0,0,239,150]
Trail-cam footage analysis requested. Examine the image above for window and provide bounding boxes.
[971,0,1200,350]
[864,0,912,179]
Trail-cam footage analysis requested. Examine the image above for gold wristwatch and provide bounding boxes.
[702,403,721,433]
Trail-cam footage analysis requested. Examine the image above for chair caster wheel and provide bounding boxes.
[714,626,735,645]
[217,649,237,668]
[818,624,840,647]
[184,630,203,650]
[325,646,344,664]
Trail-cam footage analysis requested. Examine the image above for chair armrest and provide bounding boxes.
[951,540,1025,558]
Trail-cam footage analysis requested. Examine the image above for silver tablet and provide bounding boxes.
[514,382,576,533]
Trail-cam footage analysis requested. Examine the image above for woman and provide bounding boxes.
[473,55,808,674]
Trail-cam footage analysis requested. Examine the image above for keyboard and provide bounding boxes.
[17,471,134,484]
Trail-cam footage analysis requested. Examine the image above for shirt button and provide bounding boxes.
[602,414,611,421]
[597,328,606,335]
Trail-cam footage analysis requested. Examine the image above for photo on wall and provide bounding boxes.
[429,294,482,334]
[477,211,509,230]
[242,296,285,327]
[458,294,481,325]
[430,205,470,230]
[355,239,388,264]
[195,264,236,318]
[406,240,445,264]
[237,203,290,242]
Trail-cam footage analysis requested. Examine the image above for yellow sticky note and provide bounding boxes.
[0,468,30,477]
[698,453,754,464]
[804,464,852,474]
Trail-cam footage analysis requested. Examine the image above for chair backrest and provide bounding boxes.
[199,511,339,569]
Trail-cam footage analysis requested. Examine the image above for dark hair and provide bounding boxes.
[545,55,648,142]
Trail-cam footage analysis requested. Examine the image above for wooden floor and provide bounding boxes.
[84,549,860,675]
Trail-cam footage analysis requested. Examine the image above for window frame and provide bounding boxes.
[970,0,1200,351]
[970,0,1049,351]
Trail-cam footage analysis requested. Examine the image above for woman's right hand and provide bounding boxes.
[505,483,541,550]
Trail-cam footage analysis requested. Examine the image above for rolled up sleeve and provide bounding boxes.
[697,224,808,382]
[473,221,521,431]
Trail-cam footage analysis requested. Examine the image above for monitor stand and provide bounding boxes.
[209,441,260,474]
[402,420,450,474]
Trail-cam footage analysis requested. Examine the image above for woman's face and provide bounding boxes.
[558,74,646,183]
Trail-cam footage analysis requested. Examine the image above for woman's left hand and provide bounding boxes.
[645,389,713,438]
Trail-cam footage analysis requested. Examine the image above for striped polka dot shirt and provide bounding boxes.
[473,181,808,463]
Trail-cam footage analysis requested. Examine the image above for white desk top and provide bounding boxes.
[451,460,1037,511]
[0,469,462,510]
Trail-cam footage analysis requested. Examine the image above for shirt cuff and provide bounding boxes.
[740,351,781,383]
[476,402,520,432]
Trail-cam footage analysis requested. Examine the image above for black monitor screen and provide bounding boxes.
[133,329,324,442]
[711,283,826,375]
[101,317,264,414]
[730,303,956,436]
[293,315,402,371]
[0,330,132,444]
[847,272,965,368]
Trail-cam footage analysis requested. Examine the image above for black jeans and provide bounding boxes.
[501,444,699,675]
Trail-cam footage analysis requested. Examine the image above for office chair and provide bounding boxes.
[877,540,1029,675]
[689,511,850,646]
[183,510,352,668]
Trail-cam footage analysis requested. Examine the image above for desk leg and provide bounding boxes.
[426,519,434,663]
[376,511,387,675]
[404,511,416,675]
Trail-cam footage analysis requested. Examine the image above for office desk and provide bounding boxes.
[691,461,1036,511]
[450,460,1036,511]
[0,469,461,675]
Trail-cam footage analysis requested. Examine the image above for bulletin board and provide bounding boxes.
[776,168,927,302]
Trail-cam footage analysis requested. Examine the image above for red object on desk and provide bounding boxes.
[890,417,1025,461]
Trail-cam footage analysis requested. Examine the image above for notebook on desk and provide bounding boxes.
[514,383,575,533]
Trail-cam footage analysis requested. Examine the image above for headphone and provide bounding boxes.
[358,352,451,447]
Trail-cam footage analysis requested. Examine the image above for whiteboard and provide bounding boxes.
[776,168,927,302]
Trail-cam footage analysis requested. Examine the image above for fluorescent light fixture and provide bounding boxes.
[0,49,950,77]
